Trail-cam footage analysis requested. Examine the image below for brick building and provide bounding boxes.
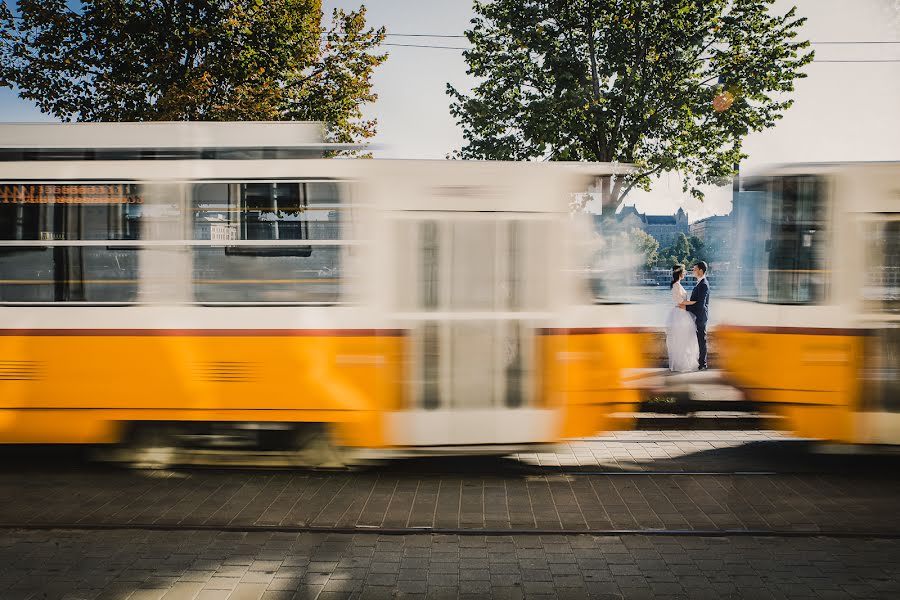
[593,205,690,248]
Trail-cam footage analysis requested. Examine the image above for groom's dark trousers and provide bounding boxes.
[686,277,710,369]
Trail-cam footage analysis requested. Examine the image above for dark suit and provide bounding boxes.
[686,277,710,369]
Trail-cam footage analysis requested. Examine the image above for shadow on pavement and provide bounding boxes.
[1,438,900,480]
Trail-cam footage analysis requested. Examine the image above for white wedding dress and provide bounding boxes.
[666,282,700,372]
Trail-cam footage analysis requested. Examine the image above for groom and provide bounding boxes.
[680,261,710,370]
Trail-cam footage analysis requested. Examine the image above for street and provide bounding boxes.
[2,431,899,599]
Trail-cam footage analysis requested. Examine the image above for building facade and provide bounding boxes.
[593,205,690,248]
[690,214,734,258]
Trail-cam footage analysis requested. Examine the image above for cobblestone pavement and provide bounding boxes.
[2,433,899,535]
[2,528,899,600]
[2,432,900,598]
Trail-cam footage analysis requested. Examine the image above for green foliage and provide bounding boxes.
[448,0,813,204]
[593,226,658,276]
[0,0,386,148]
[626,227,659,270]
[659,232,707,267]
[688,235,708,262]
[284,7,387,149]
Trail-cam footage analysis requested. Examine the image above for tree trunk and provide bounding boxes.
[596,175,627,213]
[598,175,611,212]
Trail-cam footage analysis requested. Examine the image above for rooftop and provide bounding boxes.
[0,121,346,160]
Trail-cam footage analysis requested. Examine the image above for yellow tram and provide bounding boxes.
[0,122,649,464]
[716,162,899,445]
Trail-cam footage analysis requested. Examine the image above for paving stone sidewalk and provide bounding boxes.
[1,528,898,600]
[1,434,899,535]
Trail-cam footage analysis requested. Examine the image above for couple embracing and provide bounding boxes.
[665,261,709,372]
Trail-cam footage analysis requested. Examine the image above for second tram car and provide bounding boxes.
[0,122,649,465]
[716,162,900,445]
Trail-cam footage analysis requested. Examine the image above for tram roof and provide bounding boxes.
[742,160,900,180]
[0,121,360,160]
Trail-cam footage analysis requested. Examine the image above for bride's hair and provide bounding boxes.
[670,264,685,288]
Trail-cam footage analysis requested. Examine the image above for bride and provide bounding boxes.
[666,264,699,372]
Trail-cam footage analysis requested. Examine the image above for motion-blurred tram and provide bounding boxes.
[716,162,900,446]
[0,122,649,465]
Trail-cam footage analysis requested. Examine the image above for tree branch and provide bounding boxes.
[586,0,600,101]
[284,65,327,90]
[609,3,642,160]
[614,165,664,205]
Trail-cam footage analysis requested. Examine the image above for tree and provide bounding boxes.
[668,233,694,267]
[0,0,386,147]
[448,0,813,206]
[626,227,659,270]
[688,235,709,263]
[659,232,707,267]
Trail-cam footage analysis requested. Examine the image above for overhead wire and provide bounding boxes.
[5,14,900,58]
[375,36,900,59]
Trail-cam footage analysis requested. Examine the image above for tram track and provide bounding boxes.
[4,465,897,540]
[537,470,779,476]
[150,462,788,477]
[1,521,897,539]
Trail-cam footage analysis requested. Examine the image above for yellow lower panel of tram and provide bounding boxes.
[0,330,405,447]
[0,328,649,447]
[716,327,864,443]
[539,329,649,439]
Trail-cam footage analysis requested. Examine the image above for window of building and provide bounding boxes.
[191,181,345,303]
[0,183,143,302]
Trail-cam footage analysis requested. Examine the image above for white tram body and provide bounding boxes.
[716,162,900,445]
[0,122,649,460]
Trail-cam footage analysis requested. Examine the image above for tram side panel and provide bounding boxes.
[0,172,403,448]
[0,159,650,450]
[539,327,646,438]
[716,323,864,442]
[715,165,900,445]
[0,324,405,446]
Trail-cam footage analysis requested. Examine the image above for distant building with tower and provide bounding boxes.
[592,205,690,248]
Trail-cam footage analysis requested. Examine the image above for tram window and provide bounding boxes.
[419,221,439,310]
[735,176,827,304]
[0,183,143,241]
[514,220,550,310]
[192,181,343,245]
[449,221,498,310]
[583,231,644,304]
[0,247,55,302]
[0,183,142,302]
[0,246,139,302]
[191,181,344,303]
[192,245,341,303]
[862,220,900,314]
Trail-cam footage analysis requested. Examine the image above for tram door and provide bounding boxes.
[390,214,555,447]
[859,214,900,443]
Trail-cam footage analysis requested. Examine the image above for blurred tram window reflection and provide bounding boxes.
[735,175,828,305]
[0,182,147,302]
[581,233,644,304]
[191,245,342,304]
[400,216,548,412]
[191,181,346,304]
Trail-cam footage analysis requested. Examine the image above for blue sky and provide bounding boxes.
[2,0,898,220]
